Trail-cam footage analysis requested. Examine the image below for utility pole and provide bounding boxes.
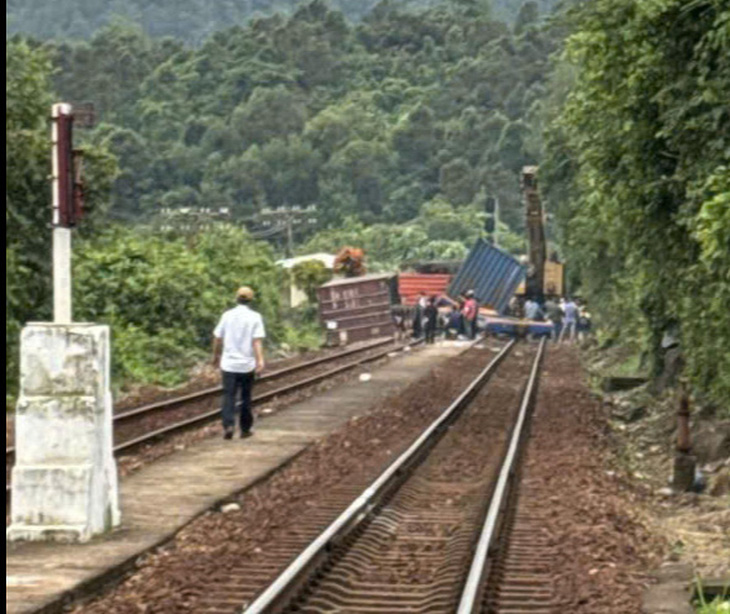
[157,207,231,245]
[484,195,500,248]
[672,383,697,492]
[251,205,318,256]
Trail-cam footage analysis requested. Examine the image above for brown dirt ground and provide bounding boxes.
[73,344,498,614]
[591,351,730,584]
[524,345,666,613]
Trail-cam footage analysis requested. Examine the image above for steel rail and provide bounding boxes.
[5,337,398,464]
[457,336,547,613]
[243,337,515,614]
[112,339,418,454]
[112,337,396,425]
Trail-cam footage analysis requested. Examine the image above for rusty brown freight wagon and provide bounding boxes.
[317,274,398,346]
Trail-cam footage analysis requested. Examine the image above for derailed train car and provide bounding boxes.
[317,273,399,346]
[449,239,553,337]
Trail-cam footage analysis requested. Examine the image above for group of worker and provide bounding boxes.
[410,290,480,343]
[209,285,591,440]
[511,295,592,343]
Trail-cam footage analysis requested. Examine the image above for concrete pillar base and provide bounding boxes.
[7,323,120,544]
[7,524,98,544]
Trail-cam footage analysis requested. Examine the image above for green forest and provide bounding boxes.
[7,0,560,44]
[6,0,730,410]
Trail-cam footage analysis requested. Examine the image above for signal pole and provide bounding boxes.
[51,103,74,323]
[8,102,120,544]
[484,195,500,248]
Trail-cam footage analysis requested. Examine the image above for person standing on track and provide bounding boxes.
[462,290,479,340]
[424,296,439,344]
[559,297,579,344]
[212,286,266,440]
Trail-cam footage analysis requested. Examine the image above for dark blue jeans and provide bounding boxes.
[467,318,478,339]
[221,370,255,432]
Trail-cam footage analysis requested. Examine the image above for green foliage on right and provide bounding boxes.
[543,0,730,407]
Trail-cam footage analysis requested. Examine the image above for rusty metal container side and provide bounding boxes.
[317,274,397,345]
[398,274,452,306]
[447,240,525,313]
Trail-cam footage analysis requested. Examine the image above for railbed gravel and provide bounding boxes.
[517,345,666,613]
[73,343,497,614]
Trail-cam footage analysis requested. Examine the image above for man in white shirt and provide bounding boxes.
[559,297,579,344]
[212,286,266,439]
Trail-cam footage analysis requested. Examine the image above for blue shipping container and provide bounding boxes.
[447,239,525,313]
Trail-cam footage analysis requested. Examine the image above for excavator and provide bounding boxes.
[333,246,366,277]
[522,166,546,301]
[518,166,564,300]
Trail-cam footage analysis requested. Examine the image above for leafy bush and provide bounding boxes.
[694,577,729,614]
[291,260,333,304]
[72,224,284,388]
[278,304,323,352]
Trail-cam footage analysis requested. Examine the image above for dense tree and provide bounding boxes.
[73,224,284,386]
[542,0,730,405]
[9,2,562,44]
[6,0,565,395]
[41,2,561,237]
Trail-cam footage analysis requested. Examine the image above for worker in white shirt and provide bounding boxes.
[212,286,266,440]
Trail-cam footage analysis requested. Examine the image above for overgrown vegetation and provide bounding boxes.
[694,577,729,614]
[543,0,730,409]
[73,224,284,387]
[291,260,333,303]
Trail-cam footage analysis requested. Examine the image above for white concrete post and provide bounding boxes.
[53,228,73,323]
[7,324,121,543]
[51,102,73,323]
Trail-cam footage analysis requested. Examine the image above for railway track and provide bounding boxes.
[6,337,413,503]
[186,337,548,614]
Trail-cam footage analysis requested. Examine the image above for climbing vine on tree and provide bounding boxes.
[543,0,730,407]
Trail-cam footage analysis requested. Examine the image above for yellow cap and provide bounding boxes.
[236,286,254,300]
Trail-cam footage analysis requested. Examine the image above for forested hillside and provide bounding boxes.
[7,0,560,43]
[46,1,559,235]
